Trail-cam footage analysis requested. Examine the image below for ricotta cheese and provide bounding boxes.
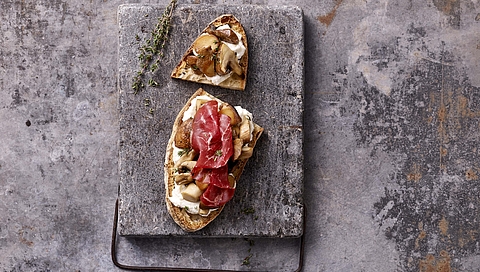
[205,73,233,85]
[182,95,220,121]
[169,184,201,214]
[216,25,246,59]
[169,184,217,216]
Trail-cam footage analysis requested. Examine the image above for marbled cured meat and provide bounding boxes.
[191,100,233,169]
[191,100,234,208]
[200,181,235,208]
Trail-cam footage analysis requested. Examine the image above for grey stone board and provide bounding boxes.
[117,4,304,237]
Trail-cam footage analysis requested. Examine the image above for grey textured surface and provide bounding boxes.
[118,4,304,237]
[2,0,480,271]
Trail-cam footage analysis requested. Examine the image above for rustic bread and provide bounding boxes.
[164,88,263,232]
[171,15,248,91]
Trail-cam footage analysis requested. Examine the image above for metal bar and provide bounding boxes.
[111,199,305,271]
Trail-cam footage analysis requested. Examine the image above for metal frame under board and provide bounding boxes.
[111,199,305,272]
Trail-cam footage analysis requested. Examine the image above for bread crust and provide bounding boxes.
[171,14,248,91]
[164,88,263,232]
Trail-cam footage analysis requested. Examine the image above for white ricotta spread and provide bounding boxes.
[182,95,221,121]
[205,73,233,85]
[216,25,246,59]
[192,27,245,60]
[169,184,201,214]
[172,145,183,163]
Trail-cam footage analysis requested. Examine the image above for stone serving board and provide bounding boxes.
[117,4,304,237]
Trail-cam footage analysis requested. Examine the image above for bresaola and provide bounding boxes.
[165,88,264,232]
[193,166,235,208]
[191,101,233,169]
[191,100,235,208]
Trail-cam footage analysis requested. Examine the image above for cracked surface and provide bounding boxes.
[1,0,480,271]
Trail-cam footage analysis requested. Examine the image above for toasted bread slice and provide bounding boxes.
[164,88,263,232]
[171,15,248,91]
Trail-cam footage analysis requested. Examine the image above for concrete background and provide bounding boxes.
[1,0,480,271]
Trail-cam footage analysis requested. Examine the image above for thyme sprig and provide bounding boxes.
[242,253,253,266]
[132,0,177,94]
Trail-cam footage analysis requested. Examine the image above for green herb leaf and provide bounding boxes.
[241,207,255,214]
[178,148,192,157]
[132,0,177,93]
[242,254,253,266]
[214,150,223,161]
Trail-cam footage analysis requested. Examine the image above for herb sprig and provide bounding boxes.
[132,0,177,94]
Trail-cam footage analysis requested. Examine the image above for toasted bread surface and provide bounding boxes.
[164,88,263,232]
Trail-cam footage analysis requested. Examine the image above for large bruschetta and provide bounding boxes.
[171,14,248,91]
[164,88,263,232]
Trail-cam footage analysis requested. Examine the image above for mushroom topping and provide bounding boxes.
[179,160,196,171]
[198,208,210,215]
[216,43,243,76]
[206,27,239,44]
[238,119,251,143]
[186,55,198,66]
[174,172,194,185]
[181,183,203,202]
[232,138,243,161]
[174,118,193,149]
[174,149,198,169]
[192,34,220,53]
[219,103,242,126]
[195,46,216,77]
[237,146,253,160]
[195,180,209,191]
[185,55,202,75]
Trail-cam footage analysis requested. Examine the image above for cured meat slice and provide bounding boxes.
[200,183,235,208]
[192,165,231,189]
[191,100,233,169]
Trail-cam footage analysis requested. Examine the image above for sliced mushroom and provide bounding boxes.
[237,146,253,160]
[232,125,240,138]
[174,118,193,149]
[206,27,239,44]
[195,46,216,77]
[192,34,219,53]
[186,55,198,66]
[174,149,198,169]
[181,183,202,202]
[195,180,209,191]
[214,56,229,76]
[232,138,243,161]
[198,208,210,216]
[219,103,242,126]
[216,43,243,76]
[180,160,196,171]
[238,119,252,144]
[174,172,193,185]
